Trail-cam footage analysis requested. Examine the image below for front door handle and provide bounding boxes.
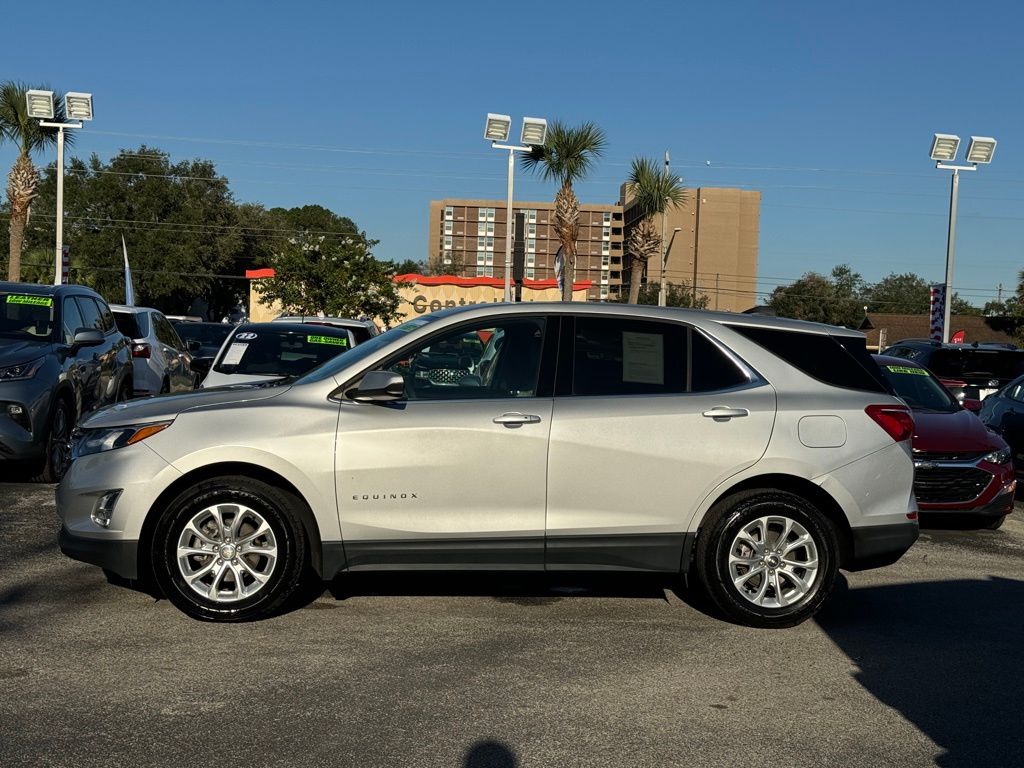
[702,406,749,419]
[493,412,542,427]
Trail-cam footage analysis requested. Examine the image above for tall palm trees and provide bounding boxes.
[521,121,605,301]
[0,82,68,281]
[624,156,686,304]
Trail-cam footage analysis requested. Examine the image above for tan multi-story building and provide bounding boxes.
[427,199,626,300]
[622,186,761,313]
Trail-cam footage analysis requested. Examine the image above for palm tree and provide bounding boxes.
[521,121,606,301]
[0,82,69,281]
[624,156,686,304]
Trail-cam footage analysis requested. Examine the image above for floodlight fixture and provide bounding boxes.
[930,133,960,162]
[965,136,997,164]
[25,89,55,120]
[484,113,511,142]
[520,117,548,146]
[64,92,94,121]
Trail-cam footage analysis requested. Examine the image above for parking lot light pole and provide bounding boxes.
[485,114,547,302]
[26,90,93,285]
[659,227,681,307]
[930,133,997,342]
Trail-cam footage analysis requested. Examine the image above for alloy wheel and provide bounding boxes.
[176,503,278,603]
[727,515,820,609]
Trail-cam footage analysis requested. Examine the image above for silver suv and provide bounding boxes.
[56,303,918,627]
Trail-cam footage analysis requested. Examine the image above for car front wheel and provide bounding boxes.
[695,490,839,628]
[151,476,309,621]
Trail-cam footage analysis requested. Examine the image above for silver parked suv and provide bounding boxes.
[56,303,918,627]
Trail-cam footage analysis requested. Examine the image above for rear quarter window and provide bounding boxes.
[728,325,888,393]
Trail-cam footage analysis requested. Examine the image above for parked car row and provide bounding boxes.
[1,281,366,482]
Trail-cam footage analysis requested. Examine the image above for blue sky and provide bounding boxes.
[3,0,1024,307]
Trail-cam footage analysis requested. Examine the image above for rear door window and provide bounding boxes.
[95,300,116,334]
[572,317,687,396]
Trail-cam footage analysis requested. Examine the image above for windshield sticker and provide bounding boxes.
[308,334,348,347]
[235,332,258,340]
[5,295,53,307]
[886,365,928,376]
[622,331,665,385]
[222,343,249,366]
[394,318,430,333]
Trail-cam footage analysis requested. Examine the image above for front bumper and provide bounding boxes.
[58,526,139,579]
[846,522,920,571]
[0,378,53,462]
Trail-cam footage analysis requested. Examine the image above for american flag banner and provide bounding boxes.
[929,284,946,341]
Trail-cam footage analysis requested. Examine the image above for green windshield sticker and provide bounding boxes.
[308,334,348,347]
[5,295,53,307]
[886,365,928,376]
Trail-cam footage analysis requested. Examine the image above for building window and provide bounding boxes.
[477,222,495,236]
[444,221,453,235]
[478,207,496,222]
[444,235,453,249]
[601,255,610,267]
[526,267,535,279]
[444,206,453,221]
[527,223,537,237]
[602,211,611,224]
[443,251,452,265]
[600,286,609,299]
[602,227,611,241]
[476,265,493,277]
[601,241,610,255]
[527,254,535,267]
[527,237,536,252]
[527,209,537,223]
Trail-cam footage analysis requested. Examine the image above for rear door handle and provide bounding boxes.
[493,412,542,427]
[702,407,749,419]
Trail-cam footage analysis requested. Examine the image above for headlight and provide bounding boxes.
[982,448,1011,465]
[71,421,172,459]
[0,357,43,381]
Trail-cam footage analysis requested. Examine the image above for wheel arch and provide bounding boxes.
[140,461,327,580]
[691,473,854,569]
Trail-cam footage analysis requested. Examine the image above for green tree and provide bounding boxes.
[867,272,981,315]
[521,120,606,301]
[0,82,72,281]
[621,280,708,309]
[24,146,241,310]
[624,156,686,304]
[767,264,866,327]
[389,258,425,275]
[255,233,402,323]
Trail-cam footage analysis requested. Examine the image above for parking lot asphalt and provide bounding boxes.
[1,483,1023,768]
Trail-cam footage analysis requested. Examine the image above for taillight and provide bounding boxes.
[131,343,151,359]
[865,404,914,442]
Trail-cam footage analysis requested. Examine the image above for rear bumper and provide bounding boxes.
[58,525,139,579]
[846,522,919,571]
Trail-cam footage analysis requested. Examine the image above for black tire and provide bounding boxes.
[984,515,1006,530]
[151,476,310,621]
[695,490,839,629]
[32,396,73,483]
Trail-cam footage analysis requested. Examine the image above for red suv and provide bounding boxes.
[875,355,1016,529]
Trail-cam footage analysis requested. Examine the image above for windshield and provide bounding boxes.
[878,362,959,412]
[296,315,439,384]
[175,322,234,348]
[214,326,353,377]
[0,293,55,341]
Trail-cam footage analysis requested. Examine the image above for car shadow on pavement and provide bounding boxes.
[463,740,518,767]
[325,571,675,606]
[816,574,1024,768]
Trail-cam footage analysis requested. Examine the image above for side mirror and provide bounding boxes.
[350,371,405,402]
[186,339,202,353]
[190,357,212,376]
[962,398,983,413]
[72,328,104,348]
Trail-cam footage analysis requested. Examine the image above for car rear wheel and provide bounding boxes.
[151,476,309,621]
[33,397,72,483]
[695,490,839,628]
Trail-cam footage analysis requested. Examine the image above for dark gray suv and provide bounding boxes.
[0,282,133,481]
